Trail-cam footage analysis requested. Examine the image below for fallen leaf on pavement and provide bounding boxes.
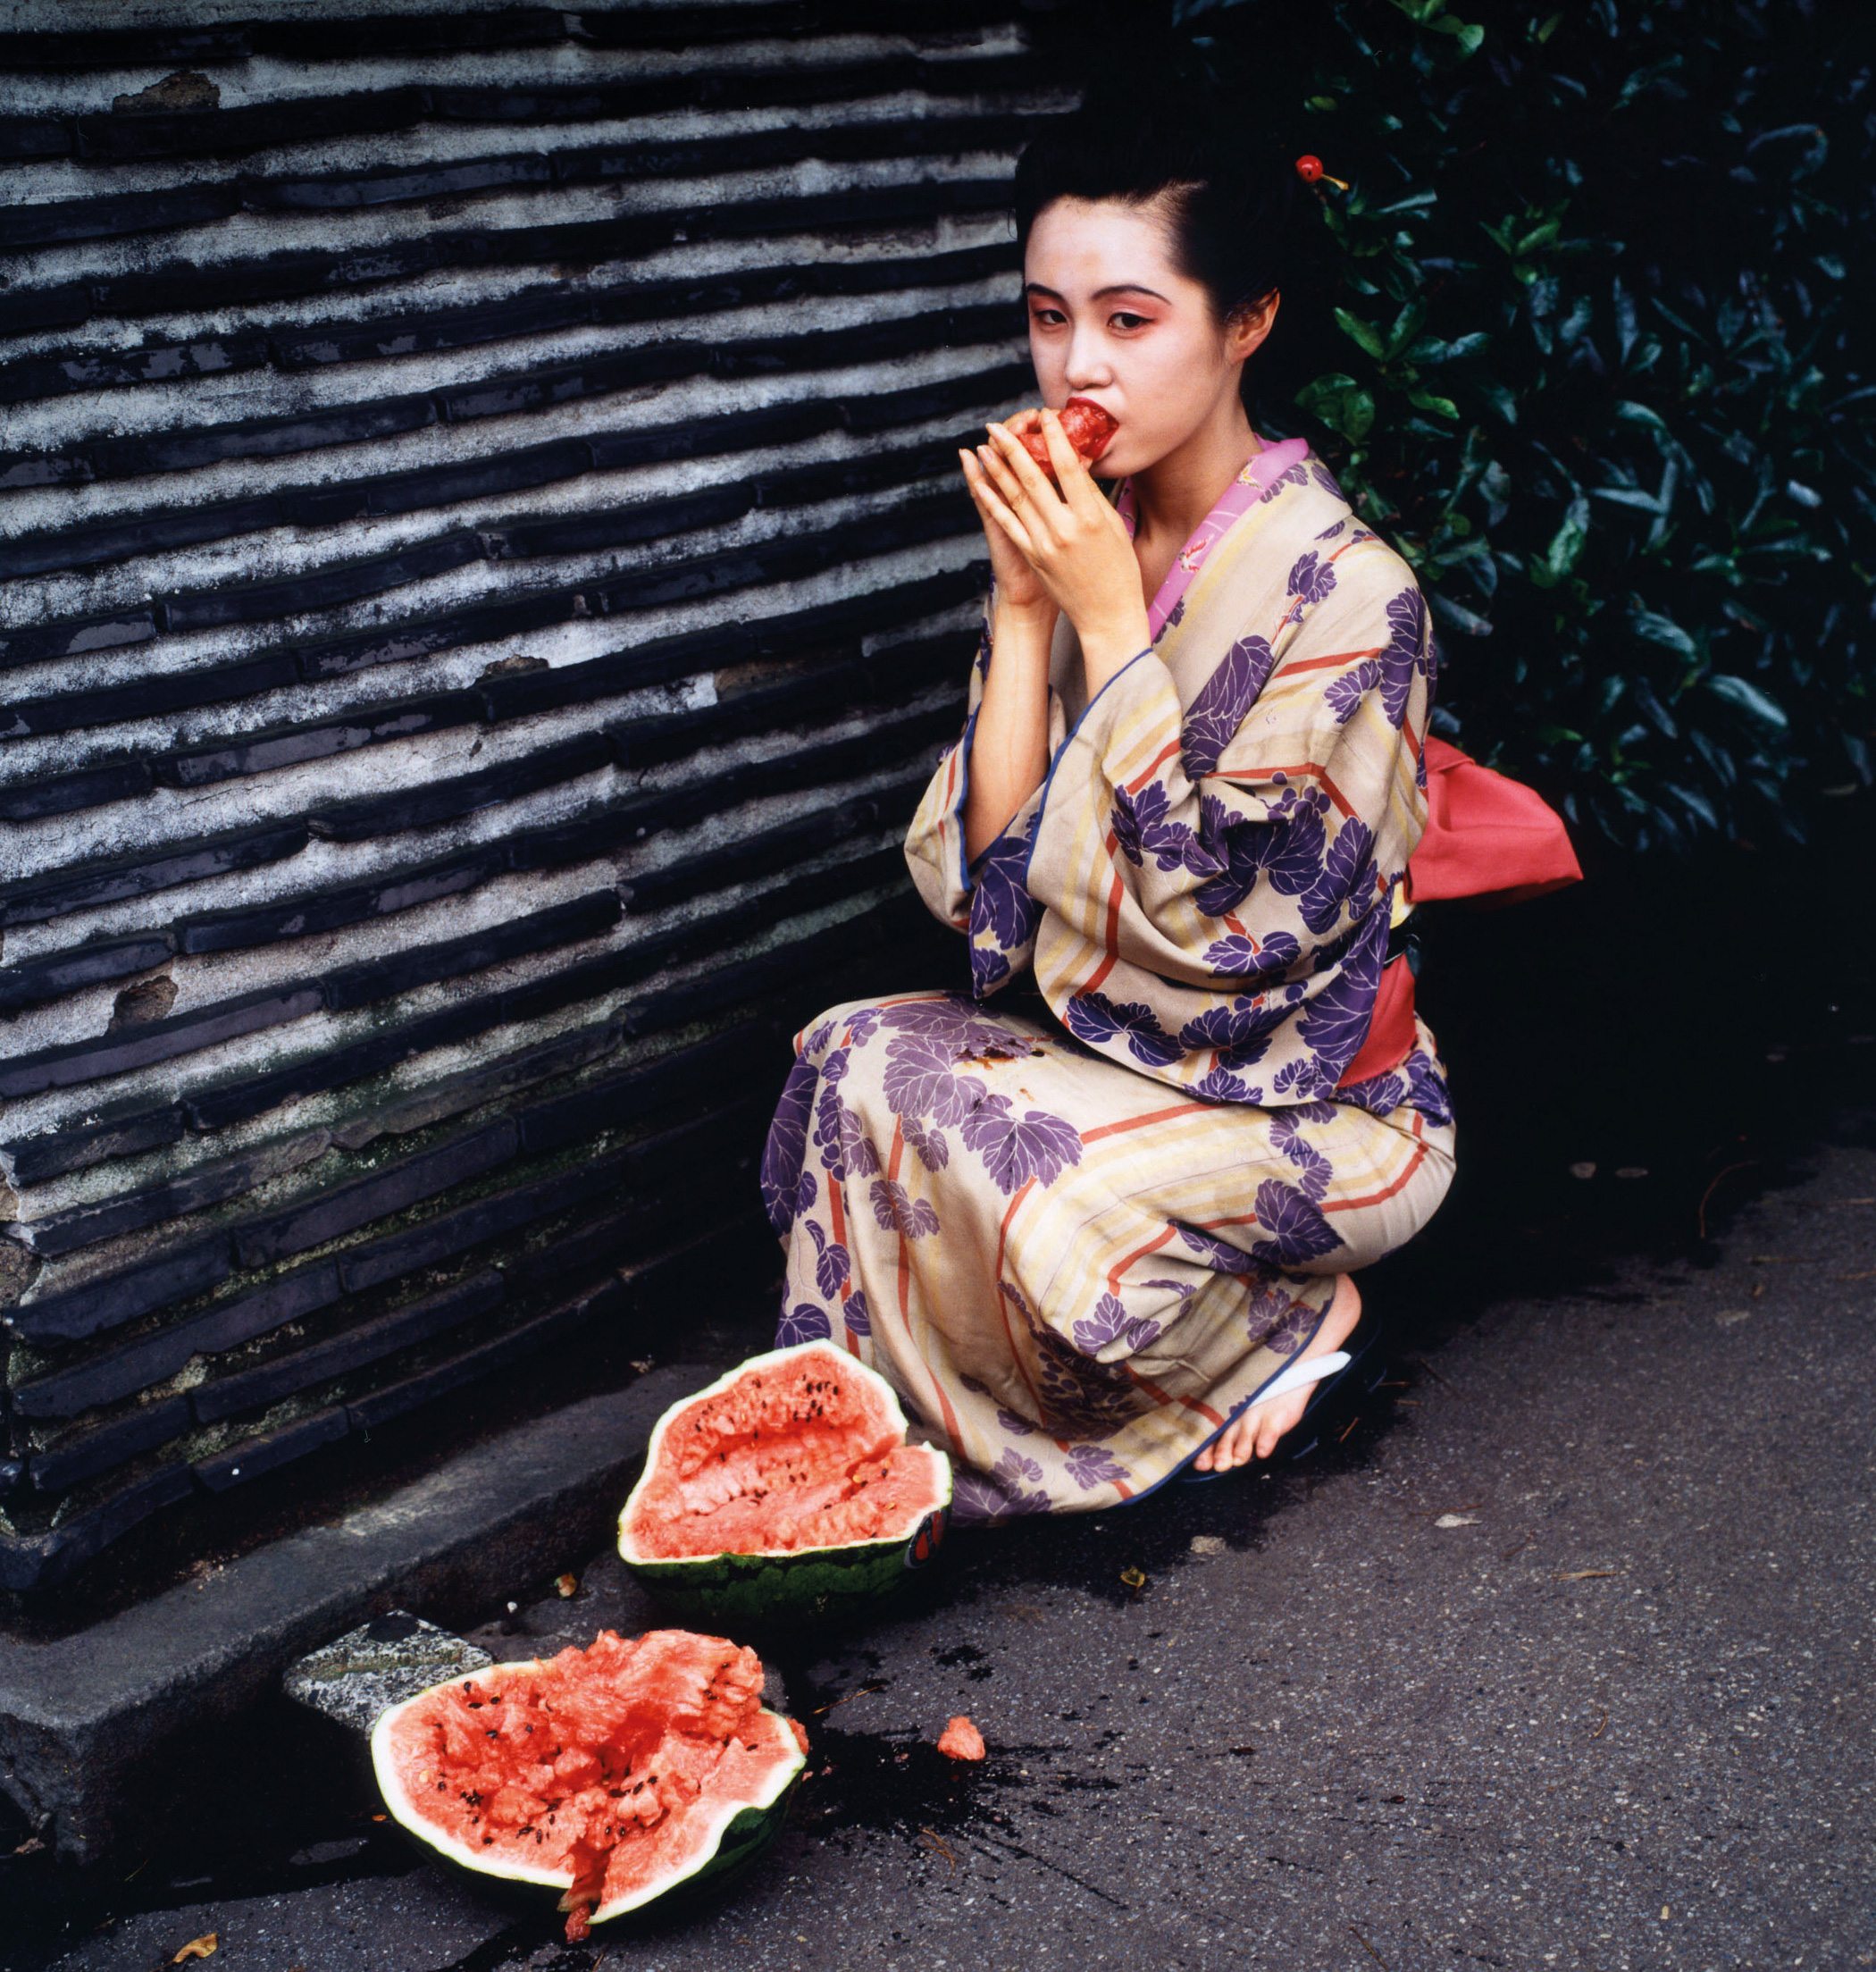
[918,1826,959,1872]
[1435,1514,1479,1529]
[172,1938,217,1963]
[1554,1568,1621,1580]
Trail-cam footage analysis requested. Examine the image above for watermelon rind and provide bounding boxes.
[368,1656,806,1925]
[616,1339,953,1627]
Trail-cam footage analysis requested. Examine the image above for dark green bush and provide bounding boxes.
[1143,0,1873,852]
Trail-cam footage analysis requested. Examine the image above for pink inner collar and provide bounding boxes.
[1115,436,1312,642]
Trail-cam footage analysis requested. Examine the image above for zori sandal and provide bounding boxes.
[1175,1302,1389,1484]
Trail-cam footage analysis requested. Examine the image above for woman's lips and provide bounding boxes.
[1020,397,1118,474]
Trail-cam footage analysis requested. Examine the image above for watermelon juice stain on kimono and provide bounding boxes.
[759,438,1457,1520]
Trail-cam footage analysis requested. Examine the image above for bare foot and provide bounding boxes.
[1191,1274,1363,1474]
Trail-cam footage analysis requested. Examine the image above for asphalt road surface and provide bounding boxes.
[15,1112,1874,1972]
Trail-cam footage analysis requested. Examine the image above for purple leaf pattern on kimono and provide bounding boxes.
[1064,1443,1132,1490]
[1295,909,1388,1083]
[844,1007,882,1046]
[760,1054,817,1234]
[1258,787,1333,902]
[812,1054,852,1176]
[1191,792,1271,918]
[842,1290,871,1337]
[1260,458,1313,504]
[1112,781,1207,876]
[1181,634,1279,776]
[881,1033,985,1129]
[1070,1292,1163,1357]
[806,1221,850,1298]
[1203,930,1302,981]
[1252,1288,1319,1355]
[870,1179,939,1240]
[969,810,1042,991]
[960,1095,1084,1195]
[1336,1069,1407,1115]
[995,1406,1036,1437]
[969,1454,1052,1518]
[1299,816,1378,936]
[902,1116,949,1172]
[776,1302,832,1347]
[878,996,1014,1053]
[1174,1221,1262,1277]
[1034,1340,1142,1432]
[1308,459,1348,503]
[974,941,1012,994]
[839,1107,882,1179]
[1249,1179,1344,1268]
[1178,997,1281,1070]
[1378,588,1429,730]
[794,1168,817,1214]
[1063,991,1185,1068]
[1285,1137,1334,1203]
[1286,550,1337,608]
[1403,1048,1455,1128]
[1193,1065,1263,1103]
[1326,657,1383,726]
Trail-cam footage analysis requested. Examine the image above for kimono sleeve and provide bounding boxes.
[901,586,1068,999]
[1023,569,1435,1003]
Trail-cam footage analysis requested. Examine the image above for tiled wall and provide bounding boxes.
[0,1,1067,1590]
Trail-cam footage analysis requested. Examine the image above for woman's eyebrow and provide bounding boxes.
[1023,281,1171,304]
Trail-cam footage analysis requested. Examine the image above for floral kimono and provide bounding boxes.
[759,438,1457,1518]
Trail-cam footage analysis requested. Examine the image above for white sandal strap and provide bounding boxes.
[1255,1349,1353,1406]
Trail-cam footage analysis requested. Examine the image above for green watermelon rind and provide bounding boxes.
[616,1340,954,1624]
[368,1657,807,1925]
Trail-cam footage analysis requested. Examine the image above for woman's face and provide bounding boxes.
[1022,193,1275,480]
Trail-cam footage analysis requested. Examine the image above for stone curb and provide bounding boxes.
[0,1364,707,1864]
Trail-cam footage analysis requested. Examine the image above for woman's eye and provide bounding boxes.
[1110,313,1148,331]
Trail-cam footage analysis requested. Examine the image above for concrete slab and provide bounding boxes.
[284,1612,493,1734]
[0,1365,708,1864]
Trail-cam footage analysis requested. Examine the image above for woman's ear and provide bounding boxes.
[1227,290,1280,364]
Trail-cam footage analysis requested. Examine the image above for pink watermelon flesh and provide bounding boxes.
[374,1629,801,1939]
[623,1347,940,1559]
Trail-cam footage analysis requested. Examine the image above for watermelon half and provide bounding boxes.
[370,1628,806,1942]
[617,1339,951,1626]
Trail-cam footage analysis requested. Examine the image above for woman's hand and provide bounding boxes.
[972,407,1153,692]
[958,433,1055,622]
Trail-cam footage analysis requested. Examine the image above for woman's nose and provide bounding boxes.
[1064,330,1110,392]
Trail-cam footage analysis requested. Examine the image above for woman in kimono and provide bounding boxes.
[758,100,1457,1518]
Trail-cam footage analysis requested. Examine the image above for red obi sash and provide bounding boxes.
[1336,737,1583,1089]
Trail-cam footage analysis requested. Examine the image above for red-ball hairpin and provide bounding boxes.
[1295,154,1350,192]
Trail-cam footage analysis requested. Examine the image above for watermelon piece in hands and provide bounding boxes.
[1018,396,1118,486]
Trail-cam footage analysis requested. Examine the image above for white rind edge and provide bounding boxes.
[370,1660,569,1892]
[368,1656,808,1921]
[616,1338,954,1567]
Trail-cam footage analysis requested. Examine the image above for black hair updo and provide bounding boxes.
[1009,58,1334,431]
